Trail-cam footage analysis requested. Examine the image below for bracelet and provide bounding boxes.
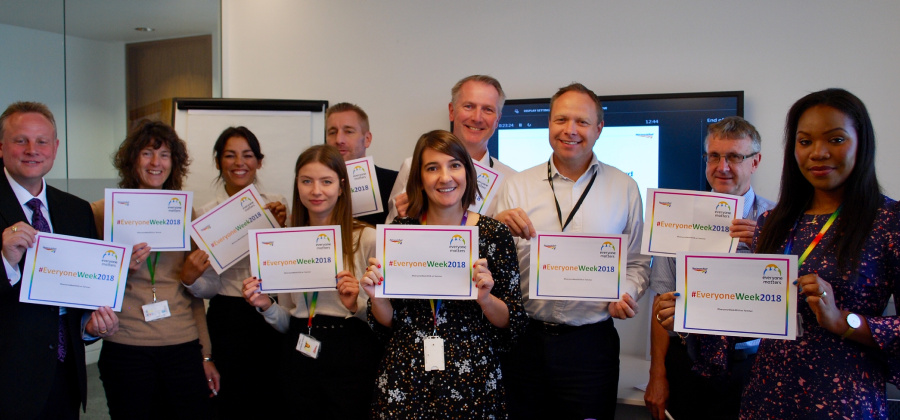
[202,355,213,362]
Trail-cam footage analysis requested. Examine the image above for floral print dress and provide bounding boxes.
[740,197,900,419]
[369,216,527,419]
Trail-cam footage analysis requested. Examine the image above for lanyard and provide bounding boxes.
[146,252,160,302]
[421,211,468,336]
[547,160,597,232]
[429,299,442,335]
[303,292,319,335]
[784,206,842,267]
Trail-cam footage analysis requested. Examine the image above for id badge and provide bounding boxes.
[142,300,171,322]
[296,333,321,359]
[423,336,445,371]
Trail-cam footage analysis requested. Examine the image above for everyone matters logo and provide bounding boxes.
[240,196,255,211]
[477,172,490,190]
[116,200,130,206]
[543,244,557,250]
[261,241,274,246]
[692,267,708,274]
[101,250,119,267]
[762,263,785,284]
[658,201,672,207]
[714,201,733,218]
[315,233,332,250]
[167,197,183,213]
[352,165,367,179]
[449,234,467,253]
[42,247,57,253]
[389,239,403,245]
[598,241,617,258]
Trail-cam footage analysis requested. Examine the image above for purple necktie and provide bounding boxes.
[25,198,66,362]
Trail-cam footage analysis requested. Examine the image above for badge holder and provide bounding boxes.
[142,253,171,322]
[295,292,321,358]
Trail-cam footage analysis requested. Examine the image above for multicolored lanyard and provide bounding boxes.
[146,252,160,302]
[303,291,319,335]
[420,210,468,336]
[784,206,842,267]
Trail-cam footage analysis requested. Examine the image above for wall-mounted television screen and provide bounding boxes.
[486,91,743,205]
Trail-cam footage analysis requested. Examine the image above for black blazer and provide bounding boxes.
[0,173,98,418]
[356,165,399,226]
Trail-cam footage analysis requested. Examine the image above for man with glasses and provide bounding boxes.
[644,116,774,420]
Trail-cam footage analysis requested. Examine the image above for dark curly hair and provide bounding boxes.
[113,120,190,190]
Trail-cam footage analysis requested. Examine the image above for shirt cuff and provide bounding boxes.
[81,311,100,342]
[3,254,21,286]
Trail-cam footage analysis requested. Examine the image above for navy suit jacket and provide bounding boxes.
[0,173,98,418]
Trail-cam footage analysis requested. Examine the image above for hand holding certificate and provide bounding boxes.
[190,184,279,274]
[529,232,626,301]
[19,233,131,311]
[674,252,798,340]
[104,189,193,251]
[345,157,384,217]
[375,225,478,299]
[248,226,344,293]
[641,188,744,257]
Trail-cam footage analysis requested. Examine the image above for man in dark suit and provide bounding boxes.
[324,102,398,226]
[0,101,119,419]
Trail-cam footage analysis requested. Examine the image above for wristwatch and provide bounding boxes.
[841,313,862,339]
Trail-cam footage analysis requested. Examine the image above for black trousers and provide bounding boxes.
[665,336,756,420]
[206,294,283,419]
[503,318,620,420]
[37,353,80,420]
[281,315,383,420]
[98,340,212,419]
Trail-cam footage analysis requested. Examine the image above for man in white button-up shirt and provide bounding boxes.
[386,75,517,222]
[496,83,651,419]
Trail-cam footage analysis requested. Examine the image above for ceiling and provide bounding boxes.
[0,0,218,43]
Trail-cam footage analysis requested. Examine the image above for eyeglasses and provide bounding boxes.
[702,152,758,165]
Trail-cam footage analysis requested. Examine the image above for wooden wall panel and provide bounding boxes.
[126,35,211,129]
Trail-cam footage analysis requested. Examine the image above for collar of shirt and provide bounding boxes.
[474,149,492,168]
[4,167,49,216]
[547,153,601,182]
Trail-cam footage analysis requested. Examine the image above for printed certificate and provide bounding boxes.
[103,189,193,251]
[641,188,745,257]
[468,160,505,215]
[529,232,626,301]
[375,225,478,299]
[346,157,384,217]
[674,252,798,340]
[19,233,131,311]
[190,184,279,274]
[249,226,344,293]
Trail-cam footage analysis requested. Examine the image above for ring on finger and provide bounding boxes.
[11,226,17,233]
[817,290,827,298]
[655,313,663,323]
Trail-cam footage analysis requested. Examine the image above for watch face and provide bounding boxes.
[847,313,862,329]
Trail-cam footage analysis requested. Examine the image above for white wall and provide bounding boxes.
[0,23,68,179]
[65,35,126,179]
[222,0,900,203]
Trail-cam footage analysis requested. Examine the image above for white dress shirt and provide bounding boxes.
[3,168,53,285]
[385,151,516,223]
[496,154,651,326]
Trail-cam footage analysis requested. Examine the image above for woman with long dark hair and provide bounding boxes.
[180,126,287,417]
[741,89,900,418]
